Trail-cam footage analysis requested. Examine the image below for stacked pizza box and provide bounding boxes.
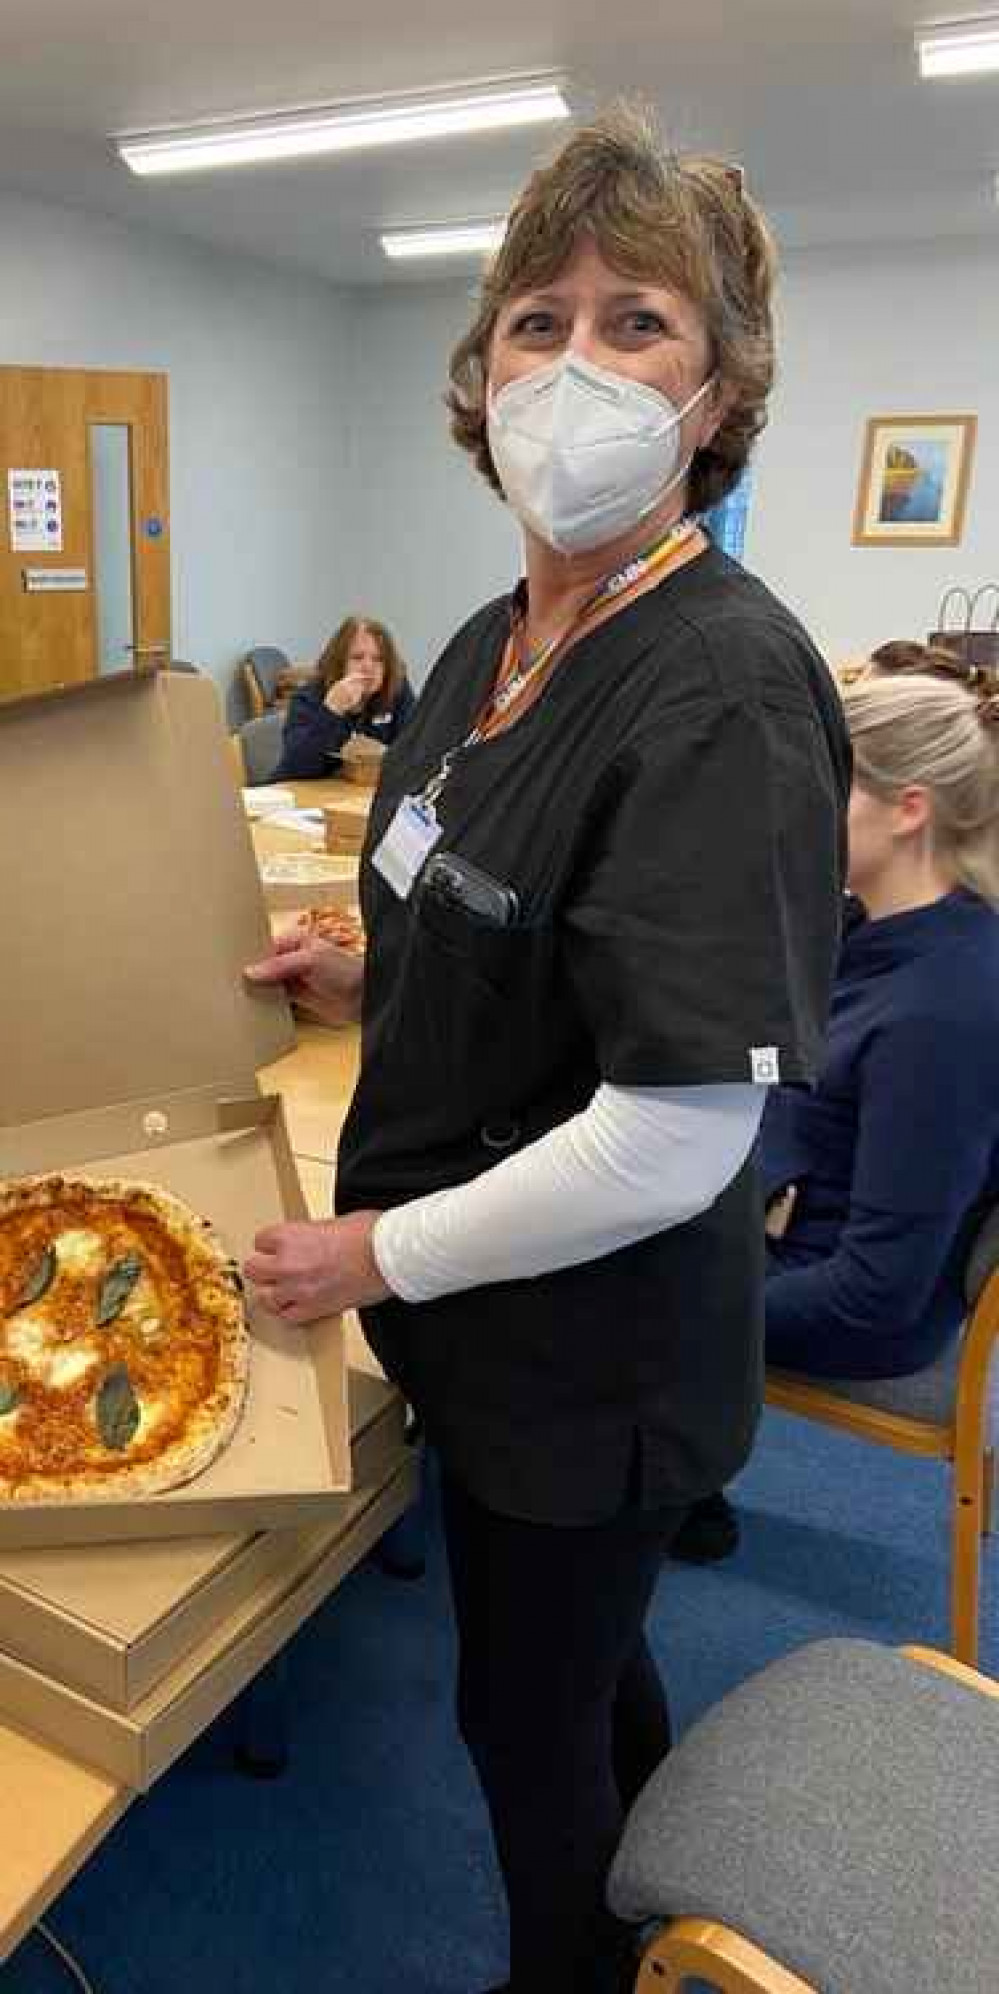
[322,790,372,856]
[0,673,416,1789]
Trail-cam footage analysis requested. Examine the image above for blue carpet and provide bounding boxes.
[6,1408,997,1993]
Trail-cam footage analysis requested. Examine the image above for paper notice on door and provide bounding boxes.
[8,468,63,553]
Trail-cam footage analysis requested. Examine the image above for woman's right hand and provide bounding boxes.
[325,674,367,717]
[244,930,364,1026]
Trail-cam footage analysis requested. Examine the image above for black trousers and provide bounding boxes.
[440,1472,684,1994]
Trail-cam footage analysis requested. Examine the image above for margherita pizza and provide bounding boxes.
[0,1175,248,1503]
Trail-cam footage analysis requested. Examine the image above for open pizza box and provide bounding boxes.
[0,668,354,1553]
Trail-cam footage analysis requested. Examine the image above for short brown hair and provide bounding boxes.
[447,102,777,513]
[314,617,406,708]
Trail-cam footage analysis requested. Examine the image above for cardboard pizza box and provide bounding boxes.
[0,669,353,1550]
[323,790,372,856]
[0,1456,418,1789]
[251,805,360,912]
[258,849,360,913]
[0,1363,405,1710]
[340,737,385,789]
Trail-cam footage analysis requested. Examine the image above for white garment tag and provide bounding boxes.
[371,794,441,900]
[750,1045,781,1085]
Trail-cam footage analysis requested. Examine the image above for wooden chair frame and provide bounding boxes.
[633,1646,999,1992]
[763,1264,999,1666]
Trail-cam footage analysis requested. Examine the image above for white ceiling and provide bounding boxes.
[1,0,997,285]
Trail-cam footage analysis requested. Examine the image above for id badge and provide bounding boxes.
[371,795,442,900]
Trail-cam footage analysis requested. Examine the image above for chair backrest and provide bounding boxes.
[241,647,291,717]
[238,710,285,786]
[964,1202,999,1307]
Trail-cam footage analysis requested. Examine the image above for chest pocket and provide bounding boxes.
[401,889,556,1137]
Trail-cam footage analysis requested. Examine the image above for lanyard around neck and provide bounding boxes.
[418,515,699,809]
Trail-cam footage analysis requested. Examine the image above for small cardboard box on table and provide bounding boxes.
[322,788,372,856]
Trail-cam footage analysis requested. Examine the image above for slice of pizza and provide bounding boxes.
[0,1176,249,1503]
[296,905,366,954]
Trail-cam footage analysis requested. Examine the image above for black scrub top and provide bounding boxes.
[336,545,851,1525]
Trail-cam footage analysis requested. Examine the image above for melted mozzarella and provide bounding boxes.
[55,1228,105,1275]
[6,1314,47,1366]
[47,1347,99,1390]
[135,1397,166,1442]
[5,1316,98,1390]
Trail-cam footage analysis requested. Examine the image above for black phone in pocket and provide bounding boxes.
[421,851,520,929]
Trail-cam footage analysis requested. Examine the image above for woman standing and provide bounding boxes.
[246,108,849,1994]
[272,614,414,778]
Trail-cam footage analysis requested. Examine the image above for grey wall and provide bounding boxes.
[347,282,520,684]
[348,241,999,671]
[0,190,356,702]
[4,194,995,696]
[748,238,999,661]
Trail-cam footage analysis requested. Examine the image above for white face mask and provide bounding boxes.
[486,352,715,556]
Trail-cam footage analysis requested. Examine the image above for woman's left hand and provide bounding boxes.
[244,1211,391,1322]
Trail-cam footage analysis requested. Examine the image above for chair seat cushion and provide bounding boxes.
[790,1337,962,1423]
[609,1638,999,1994]
[773,1329,999,1433]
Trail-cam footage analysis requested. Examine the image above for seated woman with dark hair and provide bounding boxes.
[675,663,999,1562]
[272,615,415,779]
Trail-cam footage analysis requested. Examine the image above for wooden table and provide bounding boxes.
[260,1024,360,1163]
[250,775,366,915]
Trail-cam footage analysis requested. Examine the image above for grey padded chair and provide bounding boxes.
[609,1637,999,1994]
[242,646,291,717]
[766,1202,999,1665]
[238,709,285,786]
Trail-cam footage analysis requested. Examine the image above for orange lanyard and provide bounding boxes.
[419,517,700,808]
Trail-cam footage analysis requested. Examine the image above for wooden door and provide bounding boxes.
[0,368,170,699]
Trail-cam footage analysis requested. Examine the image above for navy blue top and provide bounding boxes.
[761,890,999,1378]
[272,678,416,779]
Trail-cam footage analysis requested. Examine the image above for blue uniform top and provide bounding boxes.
[761,889,999,1378]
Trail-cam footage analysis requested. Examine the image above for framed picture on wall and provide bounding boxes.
[852,413,976,547]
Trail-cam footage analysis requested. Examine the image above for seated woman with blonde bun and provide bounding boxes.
[272,615,415,779]
[674,665,999,1562]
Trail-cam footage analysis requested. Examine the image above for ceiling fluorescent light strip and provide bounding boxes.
[117,80,568,178]
[916,15,999,77]
[381,221,506,259]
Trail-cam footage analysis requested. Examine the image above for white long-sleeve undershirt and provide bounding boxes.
[371,1082,765,1304]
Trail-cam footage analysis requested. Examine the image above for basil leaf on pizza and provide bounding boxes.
[96,1252,144,1327]
[0,1175,249,1502]
[13,1244,57,1311]
[96,1365,141,1450]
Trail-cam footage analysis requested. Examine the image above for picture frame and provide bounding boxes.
[852,413,976,547]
